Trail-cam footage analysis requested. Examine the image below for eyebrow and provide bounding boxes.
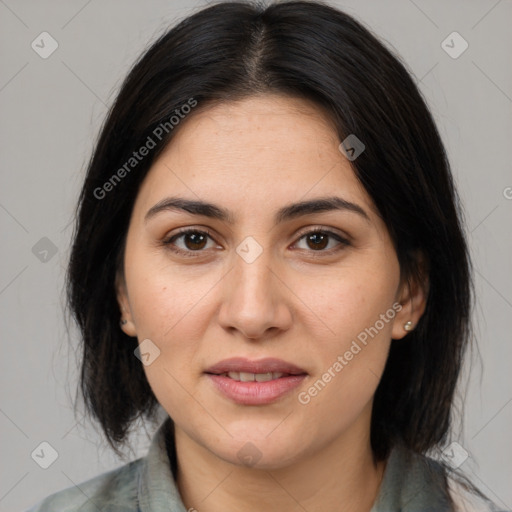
[144,196,371,224]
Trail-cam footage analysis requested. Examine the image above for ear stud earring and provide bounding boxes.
[120,318,128,326]
[403,321,414,332]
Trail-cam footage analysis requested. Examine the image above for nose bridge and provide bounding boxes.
[218,242,290,338]
[234,248,273,299]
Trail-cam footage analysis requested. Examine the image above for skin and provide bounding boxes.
[117,94,428,512]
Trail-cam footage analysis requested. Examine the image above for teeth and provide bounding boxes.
[255,372,274,382]
[225,371,285,382]
[239,372,254,382]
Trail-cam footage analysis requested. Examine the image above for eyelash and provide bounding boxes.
[162,227,350,258]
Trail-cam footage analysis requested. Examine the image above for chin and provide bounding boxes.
[208,433,303,470]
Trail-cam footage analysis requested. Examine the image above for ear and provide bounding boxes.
[115,269,137,337]
[391,251,429,340]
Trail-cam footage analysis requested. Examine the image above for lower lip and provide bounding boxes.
[206,374,307,405]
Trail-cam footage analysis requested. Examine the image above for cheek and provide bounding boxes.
[293,257,399,401]
[296,259,400,344]
[124,249,224,380]
[125,246,207,337]
[125,263,212,419]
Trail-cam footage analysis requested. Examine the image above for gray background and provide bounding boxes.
[1,0,511,510]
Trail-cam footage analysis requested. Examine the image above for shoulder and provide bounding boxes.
[446,473,511,512]
[409,448,510,512]
[27,416,183,512]
[374,443,510,512]
[25,458,142,512]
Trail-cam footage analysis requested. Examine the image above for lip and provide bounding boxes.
[204,357,308,405]
[205,357,307,375]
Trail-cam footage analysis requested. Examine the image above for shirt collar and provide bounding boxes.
[138,416,187,512]
[370,441,453,511]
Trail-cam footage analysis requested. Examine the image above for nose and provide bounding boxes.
[217,247,293,340]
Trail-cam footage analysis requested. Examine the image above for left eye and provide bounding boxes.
[294,230,348,251]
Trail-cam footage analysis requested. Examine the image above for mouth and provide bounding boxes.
[204,357,308,405]
[205,357,307,377]
[212,371,295,382]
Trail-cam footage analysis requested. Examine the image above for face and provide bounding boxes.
[117,94,425,469]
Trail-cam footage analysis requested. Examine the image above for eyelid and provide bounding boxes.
[293,225,351,244]
[163,227,220,248]
[163,227,229,261]
[290,227,351,256]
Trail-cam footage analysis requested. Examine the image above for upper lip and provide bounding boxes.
[205,357,307,375]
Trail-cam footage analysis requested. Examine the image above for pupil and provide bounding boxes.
[308,233,328,250]
[186,233,206,250]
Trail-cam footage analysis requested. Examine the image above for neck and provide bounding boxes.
[174,413,387,512]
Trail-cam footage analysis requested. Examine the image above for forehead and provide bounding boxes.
[135,94,377,219]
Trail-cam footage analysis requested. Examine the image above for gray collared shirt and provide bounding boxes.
[27,417,509,512]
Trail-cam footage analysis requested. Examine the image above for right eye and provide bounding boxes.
[162,228,221,256]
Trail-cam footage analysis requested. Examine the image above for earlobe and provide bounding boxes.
[391,287,424,340]
[115,271,137,337]
[391,254,429,340]
[403,320,414,332]
[119,315,137,337]
[118,301,137,337]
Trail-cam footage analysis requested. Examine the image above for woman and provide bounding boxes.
[27,1,508,511]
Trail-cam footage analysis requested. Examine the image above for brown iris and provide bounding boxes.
[306,232,329,250]
[184,232,208,250]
